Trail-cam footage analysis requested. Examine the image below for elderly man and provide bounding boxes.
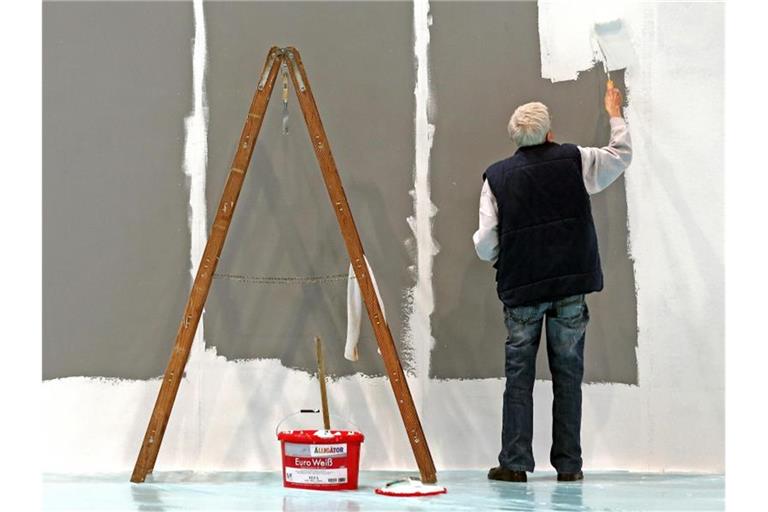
[474,85,631,483]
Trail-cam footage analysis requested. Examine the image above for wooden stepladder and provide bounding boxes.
[131,47,437,485]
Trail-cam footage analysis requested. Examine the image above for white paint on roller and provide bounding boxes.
[593,19,636,74]
[405,0,437,411]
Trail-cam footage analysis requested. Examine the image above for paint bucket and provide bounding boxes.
[276,411,364,491]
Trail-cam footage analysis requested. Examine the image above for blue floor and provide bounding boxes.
[43,470,724,511]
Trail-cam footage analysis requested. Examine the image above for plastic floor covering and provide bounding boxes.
[43,470,724,511]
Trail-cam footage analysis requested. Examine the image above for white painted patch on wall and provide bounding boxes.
[538,1,627,82]
[182,0,209,467]
[405,0,438,412]
[43,359,416,473]
[537,0,724,470]
[184,0,209,362]
[44,370,719,473]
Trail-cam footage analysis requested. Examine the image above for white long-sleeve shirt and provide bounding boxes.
[472,117,632,263]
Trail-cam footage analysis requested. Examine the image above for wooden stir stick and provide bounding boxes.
[314,336,331,430]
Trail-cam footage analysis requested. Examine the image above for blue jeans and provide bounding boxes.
[498,294,589,474]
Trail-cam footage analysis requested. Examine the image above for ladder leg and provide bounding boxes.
[284,47,438,484]
[130,47,284,483]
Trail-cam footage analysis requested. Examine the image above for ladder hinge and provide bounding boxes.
[257,49,281,91]
[285,50,306,93]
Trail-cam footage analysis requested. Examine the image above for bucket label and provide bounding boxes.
[285,467,348,485]
[285,443,348,458]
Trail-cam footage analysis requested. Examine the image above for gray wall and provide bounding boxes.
[43,1,637,384]
[203,1,414,377]
[43,2,194,379]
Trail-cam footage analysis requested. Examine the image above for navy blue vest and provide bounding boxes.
[483,142,603,307]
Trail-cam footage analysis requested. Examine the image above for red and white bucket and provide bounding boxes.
[276,412,364,491]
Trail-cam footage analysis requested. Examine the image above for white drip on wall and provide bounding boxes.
[405,0,437,414]
[183,0,209,468]
[184,0,209,363]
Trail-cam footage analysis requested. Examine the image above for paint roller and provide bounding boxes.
[593,19,634,91]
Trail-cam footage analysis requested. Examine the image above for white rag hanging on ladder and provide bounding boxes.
[345,256,386,361]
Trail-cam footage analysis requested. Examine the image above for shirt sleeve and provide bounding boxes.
[472,179,500,263]
[578,117,633,195]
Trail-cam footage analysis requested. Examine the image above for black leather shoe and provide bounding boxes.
[557,471,584,482]
[488,466,527,482]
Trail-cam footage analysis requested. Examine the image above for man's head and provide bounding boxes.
[507,102,552,147]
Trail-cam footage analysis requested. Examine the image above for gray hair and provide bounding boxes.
[507,102,551,147]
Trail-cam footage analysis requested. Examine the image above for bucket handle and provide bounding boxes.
[275,409,361,437]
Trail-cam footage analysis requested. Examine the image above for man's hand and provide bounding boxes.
[604,83,623,118]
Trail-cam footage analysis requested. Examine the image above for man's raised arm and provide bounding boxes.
[579,85,633,195]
